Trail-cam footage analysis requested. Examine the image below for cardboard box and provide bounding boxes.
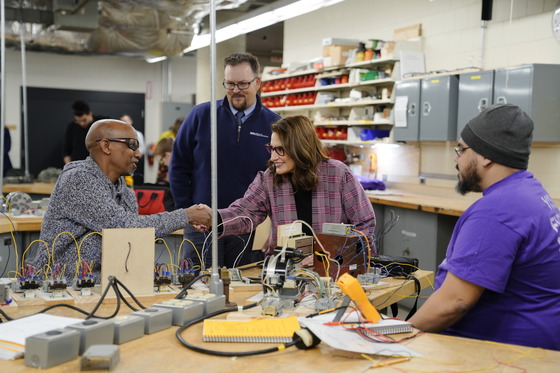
[323,45,356,67]
[322,37,360,46]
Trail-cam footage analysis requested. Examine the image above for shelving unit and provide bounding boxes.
[261,58,399,145]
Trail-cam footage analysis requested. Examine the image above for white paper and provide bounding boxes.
[0,314,82,360]
[394,96,409,128]
[299,313,421,357]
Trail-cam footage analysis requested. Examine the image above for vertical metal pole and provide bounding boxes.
[20,20,30,179]
[208,0,223,295]
[1,0,6,191]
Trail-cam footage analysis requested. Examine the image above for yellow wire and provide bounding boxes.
[291,220,340,280]
[154,237,175,275]
[178,237,202,270]
[75,231,102,278]
[20,239,50,278]
[50,231,79,269]
[314,251,331,278]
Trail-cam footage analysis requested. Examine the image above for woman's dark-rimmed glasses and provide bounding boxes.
[265,143,285,156]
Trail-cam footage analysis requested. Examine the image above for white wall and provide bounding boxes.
[282,0,560,198]
[284,0,560,70]
[3,50,196,181]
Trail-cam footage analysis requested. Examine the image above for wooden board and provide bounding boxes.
[101,228,155,298]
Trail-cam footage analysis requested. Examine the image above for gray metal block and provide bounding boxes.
[65,318,115,355]
[25,328,80,369]
[132,307,173,334]
[112,315,145,344]
[153,299,204,326]
[81,344,120,371]
[184,293,226,315]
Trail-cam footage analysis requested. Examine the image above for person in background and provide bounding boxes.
[120,113,146,184]
[154,137,173,185]
[63,100,108,164]
[409,104,560,351]
[35,119,210,283]
[158,116,184,142]
[3,127,13,177]
[198,115,376,258]
[169,52,280,269]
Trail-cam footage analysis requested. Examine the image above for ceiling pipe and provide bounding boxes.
[479,0,493,68]
[1,0,6,193]
[208,0,223,295]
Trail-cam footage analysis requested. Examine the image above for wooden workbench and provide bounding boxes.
[2,268,558,373]
[367,190,477,217]
[2,183,55,196]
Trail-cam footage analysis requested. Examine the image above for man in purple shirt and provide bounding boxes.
[410,104,560,350]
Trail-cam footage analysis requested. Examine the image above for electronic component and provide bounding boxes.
[0,280,10,304]
[227,268,243,282]
[260,297,293,316]
[336,272,380,323]
[314,297,336,312]
[112,315,145,344]
[173,272,196,288]
[357,267,382,285]
[260,246,309,315]
[44,278,68,299]
[286,235,314,256]
[132,307,173,334]
[313,232,366,278]
[73,277,95,290]
[66,319,115,355]
[80,344,120,371]
[371,255,419,277]
[322,222,355,236]
[19,277,41,290]
[154,273,172,293]
[25,328,80,369]
[153,299,204,326]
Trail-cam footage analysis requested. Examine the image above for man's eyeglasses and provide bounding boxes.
[454,146,471,157]
[265,144,285,156]
[96,138,140,151]
[222,77,257,90]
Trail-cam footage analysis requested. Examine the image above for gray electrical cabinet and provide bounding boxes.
[494,64,560,142]
[378,206,457,308]
[0,233,17,277]
[457,70,494,138]
[420,75,459,141]
[393,79,421,142]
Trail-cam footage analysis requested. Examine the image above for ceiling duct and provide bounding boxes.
[3,0,252,58]
[53,0,98,32]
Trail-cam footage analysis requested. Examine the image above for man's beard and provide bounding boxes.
[455,159,482,195]
[231,94,247,111]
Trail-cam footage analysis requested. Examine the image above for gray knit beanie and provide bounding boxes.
[460,104,533,169]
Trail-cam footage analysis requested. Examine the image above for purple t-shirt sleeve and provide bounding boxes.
[440,211,520,294]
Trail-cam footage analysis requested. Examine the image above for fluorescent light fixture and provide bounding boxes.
[184,0,345,53]
[145,56,168,63]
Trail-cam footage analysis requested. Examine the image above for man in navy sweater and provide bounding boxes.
[169,52,280,270]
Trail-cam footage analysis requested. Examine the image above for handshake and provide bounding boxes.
[184,204,212,232]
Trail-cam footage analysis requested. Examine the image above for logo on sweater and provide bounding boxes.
[249,131,269,139]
